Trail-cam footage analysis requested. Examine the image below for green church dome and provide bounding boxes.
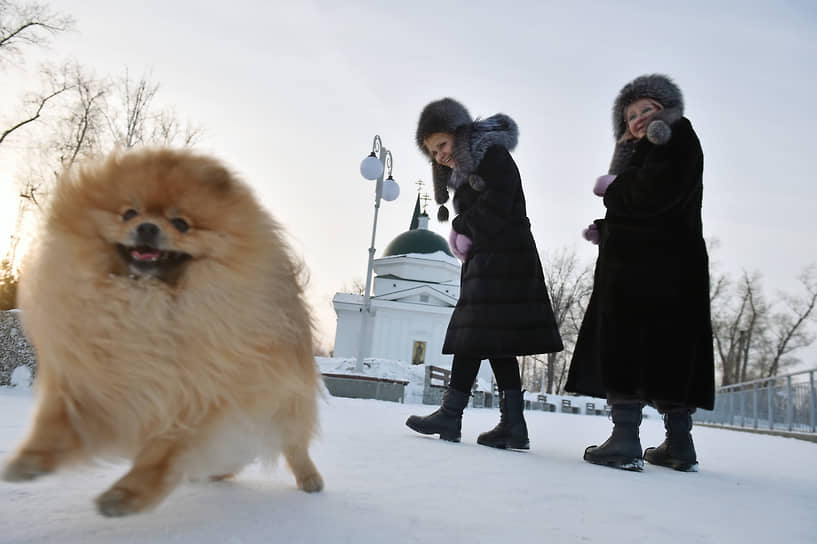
[383,228,453,257]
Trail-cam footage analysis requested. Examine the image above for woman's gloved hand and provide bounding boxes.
[582,223,599,245]
[593,174,617,197]
[449,228,472,261]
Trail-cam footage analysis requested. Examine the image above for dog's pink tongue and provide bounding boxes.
[132,249,160,262]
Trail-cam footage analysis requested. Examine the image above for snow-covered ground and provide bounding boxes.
[1,385,815,543]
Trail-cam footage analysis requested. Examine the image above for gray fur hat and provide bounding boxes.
[612,74,684,142]
[608,74,684,174]
[415,98,472,153]
[416,98,472,221]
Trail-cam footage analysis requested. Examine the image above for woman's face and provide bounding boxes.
[424,132,456,168]
[625,98,662,140]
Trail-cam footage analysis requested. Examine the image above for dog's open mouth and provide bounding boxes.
[116,244,192,282]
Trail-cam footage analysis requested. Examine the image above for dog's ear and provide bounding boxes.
[197,161,235,195]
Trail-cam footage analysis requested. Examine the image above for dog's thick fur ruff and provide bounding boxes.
[3,149,324,516]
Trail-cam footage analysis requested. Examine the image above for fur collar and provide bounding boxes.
[432,114,518,220]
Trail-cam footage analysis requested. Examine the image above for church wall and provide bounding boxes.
[369,306,453,369]
[332,306,363,358]
[374,276,459,300]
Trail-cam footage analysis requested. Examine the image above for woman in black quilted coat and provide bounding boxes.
[405,98,563,450]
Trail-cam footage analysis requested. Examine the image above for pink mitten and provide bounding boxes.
[455,233,472,259]
[582,223,599,245]
[593,174,617,197]
[449,228,466,260]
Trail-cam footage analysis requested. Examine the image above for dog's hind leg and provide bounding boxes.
[283,439,323,493]
[2,395,83,482]
[95,437,185,517]
[279,394,323,493]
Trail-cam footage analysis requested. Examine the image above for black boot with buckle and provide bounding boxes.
[406,388,470,442]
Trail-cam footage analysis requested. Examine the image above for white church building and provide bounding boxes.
[332,202,460,370]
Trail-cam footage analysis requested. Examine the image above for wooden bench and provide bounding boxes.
[537,394,556,412]
[422,365,451,405]
[585,402,605,416]
[561,398,580,414]
[321,373,409,403]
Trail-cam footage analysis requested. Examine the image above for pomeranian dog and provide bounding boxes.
[2,148,324,516]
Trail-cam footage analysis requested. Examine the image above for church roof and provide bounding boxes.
[382,194,453,258]
[382,228,453,258]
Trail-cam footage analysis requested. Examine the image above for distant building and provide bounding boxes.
[332,197,459,369]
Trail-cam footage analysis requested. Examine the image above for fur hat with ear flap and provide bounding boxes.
[608,74,685,174]
[415,98,472,222]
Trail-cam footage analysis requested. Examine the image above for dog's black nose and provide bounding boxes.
[135,222,160,243]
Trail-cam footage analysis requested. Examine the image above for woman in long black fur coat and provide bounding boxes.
[405,98,563,450]
[566,74,715,472]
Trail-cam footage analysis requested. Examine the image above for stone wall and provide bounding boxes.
[0,310,36,386]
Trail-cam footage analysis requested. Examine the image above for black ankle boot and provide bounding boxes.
[584,402,643,471]
[644,410,698,472]
[406,388,470,442]
[477,390,529,450]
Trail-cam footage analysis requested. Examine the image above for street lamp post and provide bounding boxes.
[355,135,400,373]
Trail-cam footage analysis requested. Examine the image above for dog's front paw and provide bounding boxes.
[297,472,324,493]
[96,487,141,517]
[2,453,54,482]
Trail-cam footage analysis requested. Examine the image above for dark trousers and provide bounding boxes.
[449,354,521,394]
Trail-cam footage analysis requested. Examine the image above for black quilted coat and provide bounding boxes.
[443,122,563,359]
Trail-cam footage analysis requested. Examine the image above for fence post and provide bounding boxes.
[810,371,816,433]
[768,380,774,430]
[786,375,794,432]
[728,389,734,426]
[739,385,746,427]
[753,383,759,429]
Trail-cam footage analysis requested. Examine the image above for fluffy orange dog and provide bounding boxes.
[2,149,324,516]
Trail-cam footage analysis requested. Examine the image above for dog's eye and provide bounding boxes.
[170,218,190,233]
[122,209,138,222]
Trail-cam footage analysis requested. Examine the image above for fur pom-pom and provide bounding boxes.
[468,174,486,192]
[437,205,449,222]
[431,162,451,203]
[647,119,672,145]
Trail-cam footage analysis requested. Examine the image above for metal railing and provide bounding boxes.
[696,368,817,433]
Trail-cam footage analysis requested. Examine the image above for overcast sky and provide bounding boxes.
[1,0,816,353]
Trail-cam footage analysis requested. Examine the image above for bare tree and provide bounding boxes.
[0,256,17,310]
[0,0,73,64]
[1,2,74,271]
[341,278,366,296]
[0,80,70,147]
[0,1,74,148]
[104,69,201,149]
[711,266,817,385]
[712,271,767,385]
[540,247,594,393]
[764,266,817,377]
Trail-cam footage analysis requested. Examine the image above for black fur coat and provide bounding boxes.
[566,117,715,409]
[443,121,563,358]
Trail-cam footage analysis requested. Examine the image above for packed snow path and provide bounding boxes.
[0,389,815,543]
